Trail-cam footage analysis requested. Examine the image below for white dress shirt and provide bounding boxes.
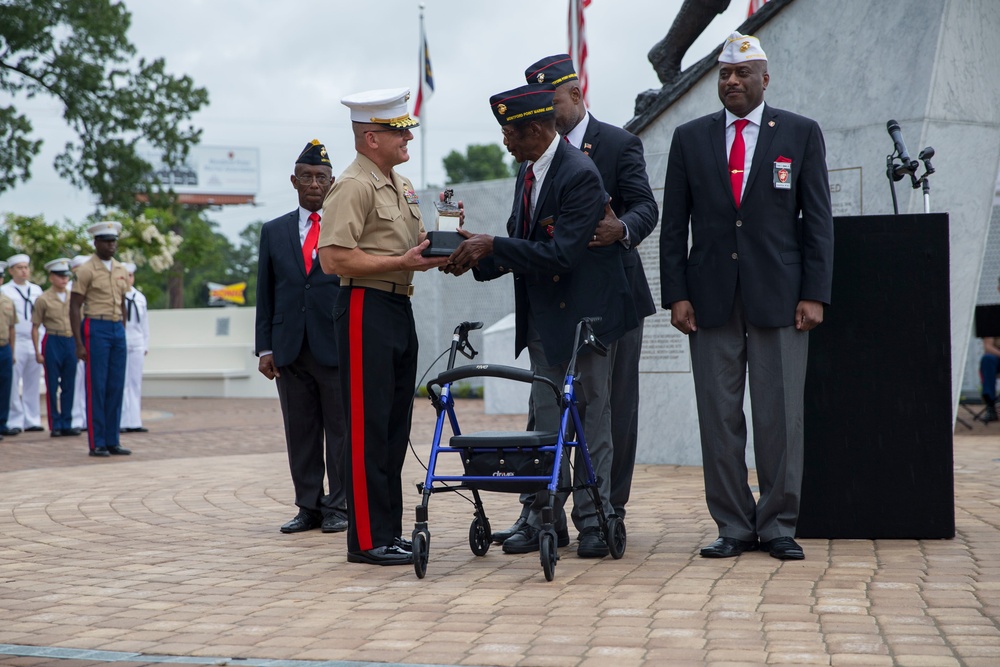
[525,133,562,219]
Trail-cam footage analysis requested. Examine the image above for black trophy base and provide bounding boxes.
[422,230,463,257]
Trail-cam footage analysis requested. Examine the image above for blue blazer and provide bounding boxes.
[476,139,637,366]
[580,115,659,320]
[659,104,834,329]
[254,210,341,368]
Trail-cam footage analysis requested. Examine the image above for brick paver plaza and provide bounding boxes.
[0,397,997,666]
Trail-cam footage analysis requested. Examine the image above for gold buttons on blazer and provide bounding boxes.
[552,275,560,282]
[731,253,738,260]
[736,220,743,227]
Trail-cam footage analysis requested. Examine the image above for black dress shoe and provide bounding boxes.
[50,430,63,437]
[502,525,570,554]
[280,511,322,533]
[1,427,21,436]
[321,515,348,533]
[700,536,759,558]
[132,426,149,433]
[89,448,110,457]
[761,536,805,560]
[492,515,528,544]
[577,527,609,558]
[64,428,82,437]
[106,445,131,455]
[347,544,413,565]
[393,536,412,552]
[24,426,44,432]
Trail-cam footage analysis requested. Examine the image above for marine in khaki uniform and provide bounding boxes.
[317,87,447,566]
[0,260,17,440]
[71,221,131,457]
[32,258,80,437]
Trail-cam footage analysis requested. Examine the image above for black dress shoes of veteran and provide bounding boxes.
[761,536,805,560]
[501,524,571,554]
[700,536,805,560]
[700,536,759,558]
[347,544,413,566]
[492,515,528,544]
[280,510,322,533]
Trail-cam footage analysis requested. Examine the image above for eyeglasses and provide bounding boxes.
[295,174,332,186]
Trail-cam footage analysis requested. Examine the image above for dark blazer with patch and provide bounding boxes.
[659,104,833,329]
[475,139,637,366]
[255,210,341,367]
[580,115,659,319]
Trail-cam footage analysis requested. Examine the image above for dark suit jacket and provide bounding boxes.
[659,104,834,329]
[255,209,341,367]
[476,139,637,366]
[580,115,659,319]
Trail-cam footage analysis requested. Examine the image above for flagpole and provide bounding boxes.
[419,2,427,189]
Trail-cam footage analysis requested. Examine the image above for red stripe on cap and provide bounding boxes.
[348,289,373,551]
[525,56,574,81]
[494,89,553,105]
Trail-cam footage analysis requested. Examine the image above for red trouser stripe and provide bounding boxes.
[42,334,52,432]
[348,289,373,550]
[84,320,95,451]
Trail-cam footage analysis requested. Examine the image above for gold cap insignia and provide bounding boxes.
[320,147,327,157]
[405,92,410,101]
[740,41,750,52]
[497,103,507,115]
[768,120,775,127]
[537,73,545,83]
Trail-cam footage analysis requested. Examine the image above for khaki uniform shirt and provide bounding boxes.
[72,255,129,320]
[319,152,425,287]
[0,294,18,345]
[32,289,73,336]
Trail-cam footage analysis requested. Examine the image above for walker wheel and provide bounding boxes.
[469,515,491,556]
[606,516,627,559]
[540,532,557,582]
[412,531,429,578]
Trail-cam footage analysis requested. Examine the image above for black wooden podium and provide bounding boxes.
[797,213,955,539]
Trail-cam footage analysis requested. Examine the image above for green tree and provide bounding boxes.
[442,144,516,184]
[0,0,208,210]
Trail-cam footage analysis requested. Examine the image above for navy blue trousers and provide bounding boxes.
[83,319,126,451]
[43,334,77,432]
[0,344,11,428]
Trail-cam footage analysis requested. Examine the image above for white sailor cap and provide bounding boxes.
[123,262,137,274]
[341,87,419,129]
[88,220,122,239]
[6,254,29,268]
[718,31,767,64]
[44,258,72,275]
[0,261,6,272]
[70,255,89,269]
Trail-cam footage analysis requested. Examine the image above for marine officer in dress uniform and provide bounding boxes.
[31,258,79,437]
[71,221,131,457]
[317,87,448,565]
[120,262,149,434]
[0,260,16,441]
[1,253,44,435]
[69,254,89,432]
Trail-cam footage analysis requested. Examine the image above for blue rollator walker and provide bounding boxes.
[412,318,626,581]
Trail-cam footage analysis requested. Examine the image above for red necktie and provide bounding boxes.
[522,164,535,237]
[729,119,749,208]
[303,212,320,273]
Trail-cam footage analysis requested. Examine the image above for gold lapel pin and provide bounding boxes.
[768,120,775,127]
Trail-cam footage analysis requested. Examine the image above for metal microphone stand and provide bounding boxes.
[910,147,936,213]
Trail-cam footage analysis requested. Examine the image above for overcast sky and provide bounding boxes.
[0,0,754,241]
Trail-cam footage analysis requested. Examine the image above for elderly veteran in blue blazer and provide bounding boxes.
[446,83,637,559]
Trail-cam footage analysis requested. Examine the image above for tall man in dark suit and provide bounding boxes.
[660,32,833,561]
[447,84,637,558]
[255,140,348,535]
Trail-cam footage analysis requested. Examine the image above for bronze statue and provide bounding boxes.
[635,0,731,115]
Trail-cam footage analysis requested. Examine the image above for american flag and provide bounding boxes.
[568,0,591,105]
[747,0,768,17]
[414,22,434,119]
